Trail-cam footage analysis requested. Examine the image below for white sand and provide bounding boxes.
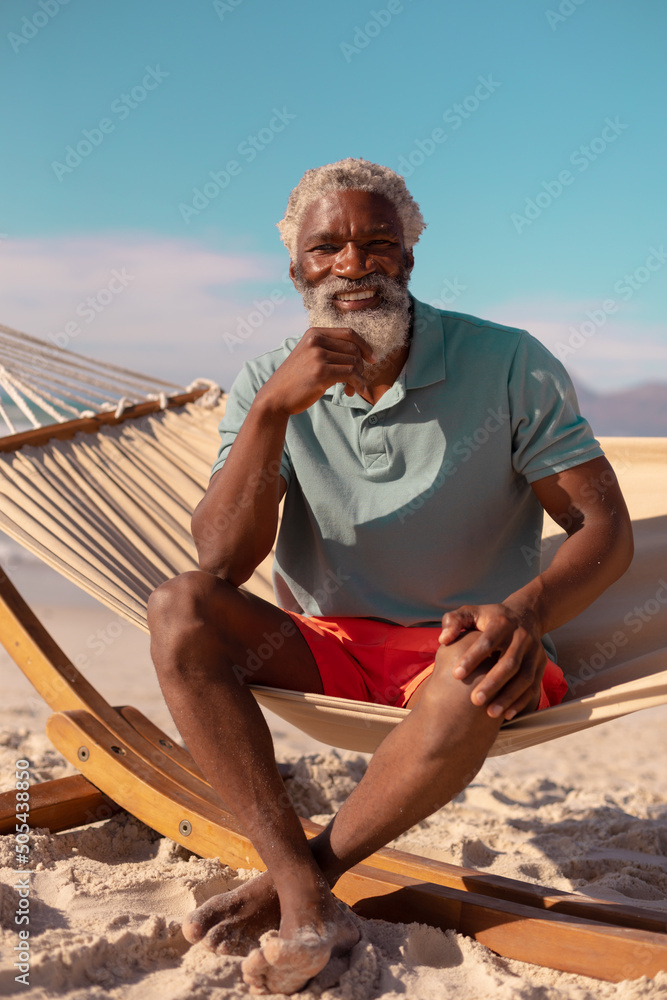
[1,551,666,998]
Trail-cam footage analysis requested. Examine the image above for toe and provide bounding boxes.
[260,934,332,994]
[241,941,274,993]
[182,914,205,944]
[204,920,244,955]
[182,894,227,941]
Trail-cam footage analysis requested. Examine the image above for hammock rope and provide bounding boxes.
[0,323,184,433]
[0,326,665,756]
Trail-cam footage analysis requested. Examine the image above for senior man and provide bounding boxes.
[148,158,633,994]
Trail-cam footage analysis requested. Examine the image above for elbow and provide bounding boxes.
[190,509,235,582]
[609,508,634,582]
[194,547,252,588]
[190,503,272,587]
[191,520,255,587]
[619,515,634,575]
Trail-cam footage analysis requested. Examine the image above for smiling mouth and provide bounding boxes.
[334,290,379,303]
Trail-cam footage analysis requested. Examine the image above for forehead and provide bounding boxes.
[297,189,403,247]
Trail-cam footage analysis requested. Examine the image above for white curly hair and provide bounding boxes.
[277,157,426,259]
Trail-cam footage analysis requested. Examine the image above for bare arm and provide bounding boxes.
[504,455,634,633]
[192,327,375,585]
[192,396,290,584]
[440,456,634,717]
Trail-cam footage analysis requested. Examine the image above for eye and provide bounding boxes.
[310,244,338,252]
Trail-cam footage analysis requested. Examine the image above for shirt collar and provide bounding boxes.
[323,294,446,405]
[405,295,447,389]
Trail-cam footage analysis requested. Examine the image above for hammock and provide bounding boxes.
[0,325,665,757]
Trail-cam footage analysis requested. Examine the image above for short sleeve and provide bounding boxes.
[509,332,604,483]
[209,363,294,487]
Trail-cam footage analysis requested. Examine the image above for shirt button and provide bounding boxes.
[368,415,378,425]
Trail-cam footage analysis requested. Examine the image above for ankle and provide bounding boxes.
[310,844,352,890]
[273,859,327,906]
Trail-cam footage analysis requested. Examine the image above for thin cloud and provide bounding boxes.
[4,238,661,393]
[0,234,305,387]
[488,298,667,391]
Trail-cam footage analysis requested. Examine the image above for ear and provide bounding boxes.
[404,248,415,274]
[289,260,298,290]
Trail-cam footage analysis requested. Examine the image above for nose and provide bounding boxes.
[331,241,377,279]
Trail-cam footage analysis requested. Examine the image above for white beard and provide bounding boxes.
[294,272,412,373]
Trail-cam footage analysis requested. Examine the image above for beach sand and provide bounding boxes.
[1,546,666,998]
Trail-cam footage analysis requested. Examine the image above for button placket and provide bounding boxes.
[358,381,403,470]
[360,413,385,467]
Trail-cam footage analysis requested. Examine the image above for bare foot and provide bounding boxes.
[241,898,360,995]
[182,870,280,954]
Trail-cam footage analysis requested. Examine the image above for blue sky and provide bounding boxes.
[1,0,665,393]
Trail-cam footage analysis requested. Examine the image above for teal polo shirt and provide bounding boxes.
[211,297,603,648]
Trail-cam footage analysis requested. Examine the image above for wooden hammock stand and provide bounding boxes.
[0,396,666,984]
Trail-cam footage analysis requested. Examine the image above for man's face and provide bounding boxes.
[290,190,414,369]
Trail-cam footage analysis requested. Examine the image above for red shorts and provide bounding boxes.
[283,612,568,712]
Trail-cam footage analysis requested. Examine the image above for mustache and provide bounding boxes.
[296,273,410,309]
[292,266,409,294]
[317,274,406,294]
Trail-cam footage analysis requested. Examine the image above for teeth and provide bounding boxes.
[336,290,376,301]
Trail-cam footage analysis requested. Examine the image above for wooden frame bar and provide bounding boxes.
[0,387,209,453]
[0,773,121,834]
[0,565,666,981]
[42,708,667,982]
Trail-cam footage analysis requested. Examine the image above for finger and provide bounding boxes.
[319,348,366,365]
[482,668,536,718]
[500,684,541,721]
[467,633,530,703]
[310,328,378,364]
[312,336,364,358]
[322,351,368,385]
[499,653,547,719]
[439,607,478,644]
[324,362,367,389]
[479,646,545,717]
[345,329,378,363]
[342,372,368,397]
[451,620,515,678]
[343,378,367,397]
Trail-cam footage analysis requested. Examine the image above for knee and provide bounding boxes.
[418,644,498,727]
[148,572,238,683]
[147,570,232,637]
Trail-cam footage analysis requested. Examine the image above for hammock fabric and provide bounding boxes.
[0,379,665,757]
[0,321,186,434]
